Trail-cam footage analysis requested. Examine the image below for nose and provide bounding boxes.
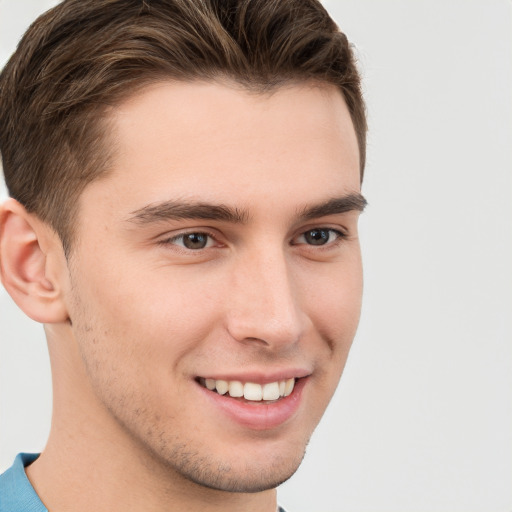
[225,247,307,349]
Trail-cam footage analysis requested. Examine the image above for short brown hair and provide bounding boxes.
[0,0,366,253]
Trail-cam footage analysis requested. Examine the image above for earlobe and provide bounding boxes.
[0,198,69,324]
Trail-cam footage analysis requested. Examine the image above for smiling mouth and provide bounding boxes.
[197,377,296,402]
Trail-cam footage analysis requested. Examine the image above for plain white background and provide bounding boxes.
[1,1,511,511]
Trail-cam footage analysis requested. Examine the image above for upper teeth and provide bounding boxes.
[203,378,295,401]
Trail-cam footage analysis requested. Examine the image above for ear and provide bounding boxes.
[0,198,69,324]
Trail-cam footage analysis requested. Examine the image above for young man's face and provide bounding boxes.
[63,80,363,492]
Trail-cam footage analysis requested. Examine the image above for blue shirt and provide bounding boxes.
[0,453,47,511]
[1,453,289,511]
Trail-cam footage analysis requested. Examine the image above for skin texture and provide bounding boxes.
[0,80,363,512]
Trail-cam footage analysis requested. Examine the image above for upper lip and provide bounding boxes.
[197,368,311,384]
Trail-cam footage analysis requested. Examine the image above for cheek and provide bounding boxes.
[304,257,363,339]
[300,256,363,401]
[69,261,223,374]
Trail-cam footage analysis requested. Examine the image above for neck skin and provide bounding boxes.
[25,323,277,512]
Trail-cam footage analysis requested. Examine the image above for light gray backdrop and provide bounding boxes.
[1,1,511,511]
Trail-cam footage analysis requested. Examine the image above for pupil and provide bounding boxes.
[305,229,329,245]
[184,233,207,249]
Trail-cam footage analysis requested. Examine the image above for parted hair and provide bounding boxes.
[0,0,366,252]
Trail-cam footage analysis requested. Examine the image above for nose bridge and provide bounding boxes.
[226,244,305,347]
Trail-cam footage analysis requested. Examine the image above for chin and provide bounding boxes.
[154,441,307,493]
[181,455,305,493]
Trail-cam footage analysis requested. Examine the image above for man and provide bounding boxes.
[0,0,366,510]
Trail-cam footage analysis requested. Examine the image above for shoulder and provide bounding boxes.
[0,453,47,512]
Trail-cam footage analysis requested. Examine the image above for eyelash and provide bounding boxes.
[158,227,347,252]
[158,230,220,251]
[292,228,347,248]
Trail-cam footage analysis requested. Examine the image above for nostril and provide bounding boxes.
[241,336,270,346]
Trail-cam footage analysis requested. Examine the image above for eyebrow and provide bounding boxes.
[298,193,367,220]
[127,192,367,226]
[127,201,249,224]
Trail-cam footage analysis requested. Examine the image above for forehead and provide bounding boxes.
[83,80,360,217]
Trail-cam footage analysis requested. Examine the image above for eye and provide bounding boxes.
[164,232,216,250]
[294,228,344,246]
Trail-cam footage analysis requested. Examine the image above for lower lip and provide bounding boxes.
[197,378,307,430]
